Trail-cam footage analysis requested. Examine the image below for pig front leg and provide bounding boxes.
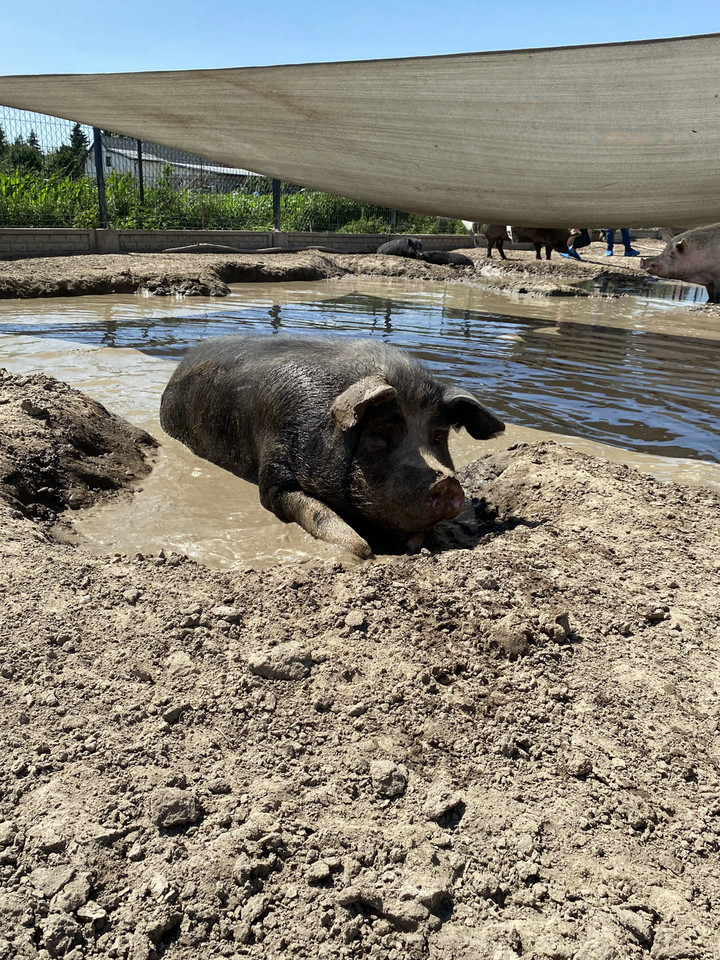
[258,461,373,558]
[275,490,374,560]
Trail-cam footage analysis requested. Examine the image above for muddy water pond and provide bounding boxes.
[2,277,719,568]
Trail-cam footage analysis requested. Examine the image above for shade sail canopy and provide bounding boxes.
[1,34,719,229]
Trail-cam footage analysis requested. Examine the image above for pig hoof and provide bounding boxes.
[353,541,375,561]
[406,533,425,553]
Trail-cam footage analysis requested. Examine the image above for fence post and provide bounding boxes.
[136,139,144,204]
[92,127,109,228]
[272,178,282,231]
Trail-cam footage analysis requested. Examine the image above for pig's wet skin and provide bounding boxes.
[160,333,505,559]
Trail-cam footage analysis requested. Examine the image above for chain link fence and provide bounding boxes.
[0,106,466,234]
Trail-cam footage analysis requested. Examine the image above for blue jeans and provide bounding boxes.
[605,228,631,251]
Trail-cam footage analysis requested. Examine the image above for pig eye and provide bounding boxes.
[362,417,405,450]
[429,427,450,445]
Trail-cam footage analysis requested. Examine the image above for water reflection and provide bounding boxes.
[579,275,708,303]
[0,289,718,464]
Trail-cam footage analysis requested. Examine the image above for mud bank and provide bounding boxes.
[1,240,710,303]
[1,372,720,959]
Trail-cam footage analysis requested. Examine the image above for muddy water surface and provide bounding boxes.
[1,277,719,568]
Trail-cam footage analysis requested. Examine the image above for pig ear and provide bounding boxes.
[674,238,688,254]
[443,387,505,440]
[331,376,398,431]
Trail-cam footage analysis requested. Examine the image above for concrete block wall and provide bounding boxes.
[117,230,276,253]
[0,227,474,258]
[0,228,95,257]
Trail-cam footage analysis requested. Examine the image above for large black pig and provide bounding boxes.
[510,226,579,260]
[160,334,504,559]
[376,237,423,258]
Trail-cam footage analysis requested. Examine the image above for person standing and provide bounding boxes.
[604,228,639,257]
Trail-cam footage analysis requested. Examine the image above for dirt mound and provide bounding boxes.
[0,369,157,522]
[0,241,689,302]
[1,372,719,959]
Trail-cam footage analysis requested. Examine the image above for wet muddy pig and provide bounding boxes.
[159,334,505,559]
[641,223,720,301]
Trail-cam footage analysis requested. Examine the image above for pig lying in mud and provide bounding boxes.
[641,224,720,301]
[160,335,505,559]
[376,237,423,258]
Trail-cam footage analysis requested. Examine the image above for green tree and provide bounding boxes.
[44,123,90,180]
[0,139,43,174]
[44,144,85,179]
[69,122,89,155]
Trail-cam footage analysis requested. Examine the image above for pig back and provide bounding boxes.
[159,334,410,485]
[159,335,316,481]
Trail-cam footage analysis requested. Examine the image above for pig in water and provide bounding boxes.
[159,334,504,559]
[641,223,720,301]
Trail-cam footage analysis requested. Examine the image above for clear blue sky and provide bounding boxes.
[3,0,718,75]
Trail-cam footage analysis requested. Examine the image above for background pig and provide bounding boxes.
[420,250,473,266]
[482,224,510,259]
[642,223,720,301]
[160,334,504,559]
[461,220,479,246]
[510,226,578,260]
[376,237,423,258]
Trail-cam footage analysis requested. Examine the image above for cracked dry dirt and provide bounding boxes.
[1,362,720,960]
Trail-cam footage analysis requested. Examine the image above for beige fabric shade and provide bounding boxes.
[1,33,719,228]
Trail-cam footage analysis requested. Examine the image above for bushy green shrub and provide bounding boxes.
[0,168,468,235]
[338,215,391,234]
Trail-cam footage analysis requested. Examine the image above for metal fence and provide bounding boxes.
[0,106,466,234]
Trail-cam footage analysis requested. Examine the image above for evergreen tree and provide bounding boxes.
[43,124,90,179]
[1,139,43,173]
[70,122,89,156]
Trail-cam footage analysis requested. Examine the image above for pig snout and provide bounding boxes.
[425,475,465,521]
[641,256,664,276]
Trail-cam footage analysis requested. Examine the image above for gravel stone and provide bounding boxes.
[247,641,313,680]
[370,760,408,798]
[149,788,201,828]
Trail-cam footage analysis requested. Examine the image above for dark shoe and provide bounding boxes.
[624,248,640,257]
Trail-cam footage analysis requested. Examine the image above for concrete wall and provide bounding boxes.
[0,228,473,258]
[0,229,97,257]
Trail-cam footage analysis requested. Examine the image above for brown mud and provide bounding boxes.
[1,239,714,305]
[1,251,720,959]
